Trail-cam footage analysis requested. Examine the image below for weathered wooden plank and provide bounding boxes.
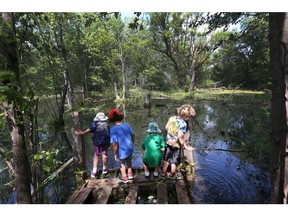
[157,183,168,204]
[175,180,191,204]
[87,178,120,188]
[95,185,113,204]
[125,185,138,204]
[43,157,74,185]
[66,161,195,205]
[71,187,94,204]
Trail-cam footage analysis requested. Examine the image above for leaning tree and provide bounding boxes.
[269,12,288,204]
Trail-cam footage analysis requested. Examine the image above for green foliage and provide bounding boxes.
[0,70,15,101]
[210,13,269,89]
[33,149,61,173]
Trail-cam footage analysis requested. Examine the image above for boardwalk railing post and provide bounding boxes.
[69,111,86,169]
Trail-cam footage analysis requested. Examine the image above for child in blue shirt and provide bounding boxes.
[109,108,135,183]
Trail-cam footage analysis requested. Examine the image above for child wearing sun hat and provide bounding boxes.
[141,122,166,178]
[75,112,110,178]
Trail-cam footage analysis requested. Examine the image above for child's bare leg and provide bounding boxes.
[119,163,127,177]
[154,165,160,173]
[143,164,150,177]
[127,158,133,179]
[170,163,177,175]
[143,164,149,172]
[93,152,99,172]
[154,165,160,177]
[127,158,132,173]
[102,153,107,169]
[162,160,169,175]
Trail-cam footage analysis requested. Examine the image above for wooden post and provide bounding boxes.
[69,111,86,168]
[143,93,151,108]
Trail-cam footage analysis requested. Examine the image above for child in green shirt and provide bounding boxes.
[141,122,166,178]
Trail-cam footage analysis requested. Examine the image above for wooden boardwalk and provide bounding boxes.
[66,168,193,204]
[66,149,195,204]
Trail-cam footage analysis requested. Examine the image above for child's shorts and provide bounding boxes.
[163,144,181,165]
[94,144,109,156]
[118,153,133,165]
[143,159,161,168]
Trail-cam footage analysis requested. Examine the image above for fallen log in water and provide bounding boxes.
[194,148,251,153]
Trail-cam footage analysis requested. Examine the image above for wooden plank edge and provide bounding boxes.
[125,185,139,204]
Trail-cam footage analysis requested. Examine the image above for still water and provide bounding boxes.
[0,98,271,203]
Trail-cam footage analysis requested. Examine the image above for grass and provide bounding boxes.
[167,88,271,104]
[73,87,271,111]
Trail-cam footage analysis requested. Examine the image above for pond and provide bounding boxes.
[0,97,271,204]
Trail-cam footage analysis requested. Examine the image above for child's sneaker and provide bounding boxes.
[90,172,97,178]
[168,172,182,180]
[128,171,134,180]
[161,172,167,179]
[118,176,129,183]
[102,169,108,175]
[144,171,150,179]
[153,171,159,178]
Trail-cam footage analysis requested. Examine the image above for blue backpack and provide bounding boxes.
[90,121,110,146]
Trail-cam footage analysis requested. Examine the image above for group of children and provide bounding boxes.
[74,104,196,183]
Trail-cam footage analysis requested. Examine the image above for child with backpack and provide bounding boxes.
[75,112,110,178]
[161,104,196,179]
[141,122,166,179]
[109,108,135,183]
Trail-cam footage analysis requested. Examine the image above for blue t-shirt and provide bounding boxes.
[89,121,110,146]
[110,122,134,159]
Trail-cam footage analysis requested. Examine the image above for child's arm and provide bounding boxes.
[177,130,185,146]
[131,133,135,143]
[74,128,91,136]
[178,131,194,151]
[112,142,118,161]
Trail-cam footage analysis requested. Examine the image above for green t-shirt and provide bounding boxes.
[141,133,166,167]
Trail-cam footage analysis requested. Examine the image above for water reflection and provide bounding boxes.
[192,150,270,203]
[191,101,271,204]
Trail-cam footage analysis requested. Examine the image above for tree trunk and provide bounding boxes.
[69,111,86,168]
[282,13,288,205]
[188,68,197,91]
[54,22,74,110]
[0,13,32,203]
[188,30,197,91]
[114,80,120,100]
[121,57,126,100]
[269,12,288,204]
